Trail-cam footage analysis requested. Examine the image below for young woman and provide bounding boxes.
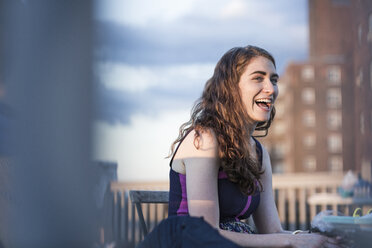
[167,45,342,248]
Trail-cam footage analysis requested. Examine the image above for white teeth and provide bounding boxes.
[255,98,272,103]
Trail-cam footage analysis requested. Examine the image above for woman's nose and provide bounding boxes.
[263,80,275,94]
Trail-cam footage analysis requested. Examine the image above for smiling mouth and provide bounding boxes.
[255,98,272,111]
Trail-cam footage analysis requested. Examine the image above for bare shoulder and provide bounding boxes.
[175,128,219,160]
[258,142,273,178]
[260,142,269,160]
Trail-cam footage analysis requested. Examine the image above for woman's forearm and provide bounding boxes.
[218,229,291,248]
[218,229,340,248]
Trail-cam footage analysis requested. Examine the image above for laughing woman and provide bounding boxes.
[167,45,342,248]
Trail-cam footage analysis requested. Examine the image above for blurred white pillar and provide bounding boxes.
[0,1,97,247]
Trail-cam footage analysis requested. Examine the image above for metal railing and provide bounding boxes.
[109,172,345,247]
[272,172,344,230]
[110,182,169,248]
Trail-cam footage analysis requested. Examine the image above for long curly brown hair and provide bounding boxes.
[170,45,276,195]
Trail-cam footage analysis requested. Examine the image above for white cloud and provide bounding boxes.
[95,0,198,27]
[95,0,307,69]
[220,0,248,19]
[93,109,190,182]
[97,63,157,92]
[96,62,214,93]
[218,0,292,30]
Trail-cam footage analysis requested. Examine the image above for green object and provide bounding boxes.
[322,215,372,225]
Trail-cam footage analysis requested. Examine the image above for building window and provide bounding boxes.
[274,146,284,158]
[303,133,316,148]
[332,0,350,5]
[327,66,341,84]
[326,88,342,108]
[356,68,363,87]
[328,134,342,153]
[273,162,284,173]
[303,156,316,171]
[301,66,314,81]
[273,143,288,158]
[360,113,365,135]
[302,88,315,104]
[275,101,285,118]
[327,111,342,130]
[272,121,286,135]
[370,62,372,90]
[303,110,316,127]
[328,156,343,172]
[358,24,362,45]
[368,14,372,42]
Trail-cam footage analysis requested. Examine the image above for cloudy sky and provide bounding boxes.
[92,0,308,182]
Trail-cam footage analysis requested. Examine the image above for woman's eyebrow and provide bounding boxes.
[250,71,279,78]
[249,71,266,75]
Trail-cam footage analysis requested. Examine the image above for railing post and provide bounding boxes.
[131,202,136,246]
[288,188,296,230]
[278,188,286,228]
[309,187,316,220]
[123,191,129,246]
[299,188,307,230]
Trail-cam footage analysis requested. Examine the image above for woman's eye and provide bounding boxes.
[271,78,278,85]
[254,76,264,82]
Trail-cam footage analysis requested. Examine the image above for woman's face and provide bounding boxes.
[238,56,279,123]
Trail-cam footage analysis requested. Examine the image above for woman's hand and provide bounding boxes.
[288,233,344,248]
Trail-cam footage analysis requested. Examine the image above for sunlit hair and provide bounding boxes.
[170,45,276,195]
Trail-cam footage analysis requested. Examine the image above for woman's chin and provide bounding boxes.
[253,115,270,123]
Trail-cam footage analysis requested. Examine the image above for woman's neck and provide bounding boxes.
[246,122,257,138]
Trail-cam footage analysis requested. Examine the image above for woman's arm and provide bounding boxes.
[180,131,340,248]
[252,144,286,234]
[180,129,220,227]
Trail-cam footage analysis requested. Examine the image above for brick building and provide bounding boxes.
[351,0,372,178]
[264,0,372,178]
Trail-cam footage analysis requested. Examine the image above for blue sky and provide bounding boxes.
[93,0,308,182]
